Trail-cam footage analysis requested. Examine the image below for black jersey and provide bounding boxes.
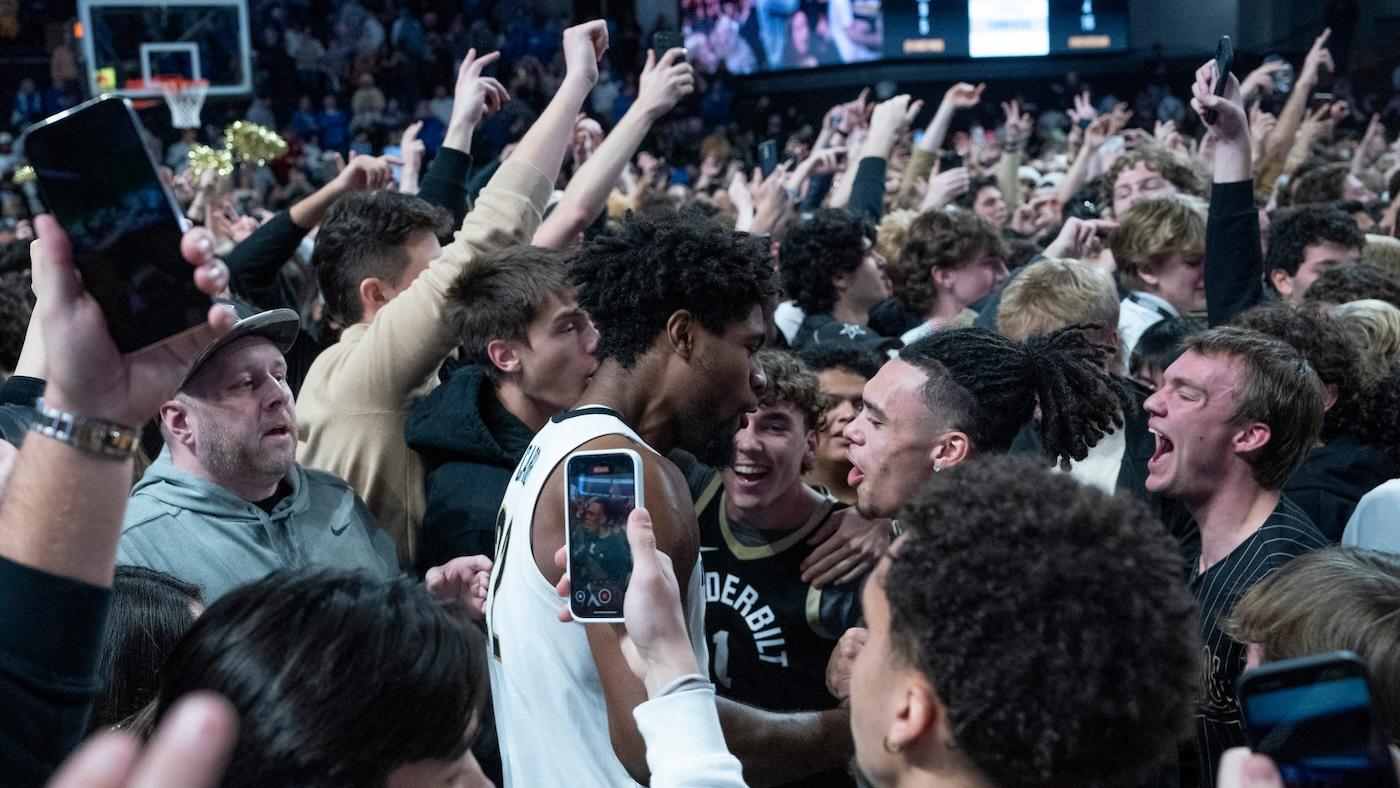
[1178,497,1327,788]
[693,472,864,707]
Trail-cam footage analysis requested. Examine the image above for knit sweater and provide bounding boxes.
[296,158,554,566]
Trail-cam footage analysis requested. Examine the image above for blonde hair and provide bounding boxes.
[875,209,919,264]
[1331,299,1400,388]
[998,258,1123,372]
[1108,195,1207,287]
[1362,234,1400,282]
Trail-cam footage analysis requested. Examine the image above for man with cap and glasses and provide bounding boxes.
[117,306,397,602]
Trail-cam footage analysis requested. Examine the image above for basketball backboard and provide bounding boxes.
[77,0,252,99]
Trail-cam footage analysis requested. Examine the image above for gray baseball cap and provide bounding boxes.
[181,305,300,389]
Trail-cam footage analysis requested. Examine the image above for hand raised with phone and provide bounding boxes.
[32,215,236,429]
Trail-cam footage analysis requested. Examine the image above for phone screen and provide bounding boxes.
[566,451,641,621]
[1242,671,1398,787]
[23,97,210,353]
[758,139,779,178]
[382,144,404,182]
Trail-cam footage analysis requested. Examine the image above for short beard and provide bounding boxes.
[682,419,738,469]
[196,419,294,495]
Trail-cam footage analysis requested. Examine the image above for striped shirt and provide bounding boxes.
[1180,497,1326,787]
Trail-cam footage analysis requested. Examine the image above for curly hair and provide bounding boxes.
[1101,149,1205,210]
[899,327,1129,468]
[1303,262,1400,309]
[894,210,1006,316]
[753,349,826,431]
[779,209,871,315]
[795,343,884,381]
[1290,162,1351,205]
[1264,205,1364,278]
[570,209,776,368]
[1234,303,1366,442]
[313,191,452,324]
[885,454,1198,787]
[1361,362,1400,465]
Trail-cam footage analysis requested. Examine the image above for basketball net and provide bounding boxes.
[154,77,209,129]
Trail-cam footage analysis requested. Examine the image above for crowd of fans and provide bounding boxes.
[2,4,1400,788]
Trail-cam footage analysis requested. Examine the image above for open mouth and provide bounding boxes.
[264,425,293,439]
[1148,428,1174,468]
[731,463,771,486]
[847,461,865,488]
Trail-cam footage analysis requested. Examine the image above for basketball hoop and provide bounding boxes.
[153,77,209,129]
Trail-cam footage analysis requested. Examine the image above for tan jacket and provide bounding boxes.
[296,159,554,566]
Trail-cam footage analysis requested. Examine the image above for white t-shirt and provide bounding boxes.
[1118,291,1180,361]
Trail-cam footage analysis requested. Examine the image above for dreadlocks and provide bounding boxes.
[899,327,1129,468]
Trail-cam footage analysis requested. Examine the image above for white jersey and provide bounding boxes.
[486,406,709,788]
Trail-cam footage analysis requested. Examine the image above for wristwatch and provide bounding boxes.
[30,398,142,459]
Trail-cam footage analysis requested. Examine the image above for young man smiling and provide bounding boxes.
[678,352,878,788]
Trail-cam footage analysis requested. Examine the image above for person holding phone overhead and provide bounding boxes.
[486,209,855,787]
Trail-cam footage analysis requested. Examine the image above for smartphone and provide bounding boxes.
[652,30,686,63]
[382,143,404,182]
[22,96,211,353]
[1265,54,1295,94]
[1310,92,1336,112]
[1205,35,1234,125]
[938,150,964,171]
[1238,651,1399,788]
[565,449,645,623]
[758,139,779,178]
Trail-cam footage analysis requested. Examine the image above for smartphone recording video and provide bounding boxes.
[22,96,212,353]
[566,449,645,623]
[1239,651,1399,788]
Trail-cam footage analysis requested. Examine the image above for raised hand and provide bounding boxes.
[32,215,236,429]
[750,160,795,236]
[447,49,510,146]
[1190,58,1248,143]
[1042,216,1117,259]
[562,20,609,88]
[1240,59,1290,104]
[865,94,913,158]
[1068,90,1097,125]
[921,165,970,211]
[1001,99,1033,147]
[635,47,695,120]
[1298,28,1334,91]
[398,120,426,194]
[332,152,396,192]
[571,114,605,167]
[943,82,985,111]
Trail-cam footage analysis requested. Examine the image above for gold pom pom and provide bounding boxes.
[11,165,34,185]
[224,120,287,167]
[186,144,234,181]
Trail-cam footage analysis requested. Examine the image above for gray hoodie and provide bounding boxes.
[118,449,398,602]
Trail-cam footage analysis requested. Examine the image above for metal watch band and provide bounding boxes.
[29,398,142,460]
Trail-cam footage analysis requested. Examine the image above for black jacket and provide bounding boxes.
[1283,434,1400,543]
[1205,179,1269,327]
[404,365,536,572]
[0,556,111,787]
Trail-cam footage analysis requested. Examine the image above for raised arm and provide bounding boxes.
[534,48,694,248]
[1255,29,1332,193]
[334,24,603,400]
[1191,58,1264,326]
[895,82,983,207]
[0,217,233,783]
